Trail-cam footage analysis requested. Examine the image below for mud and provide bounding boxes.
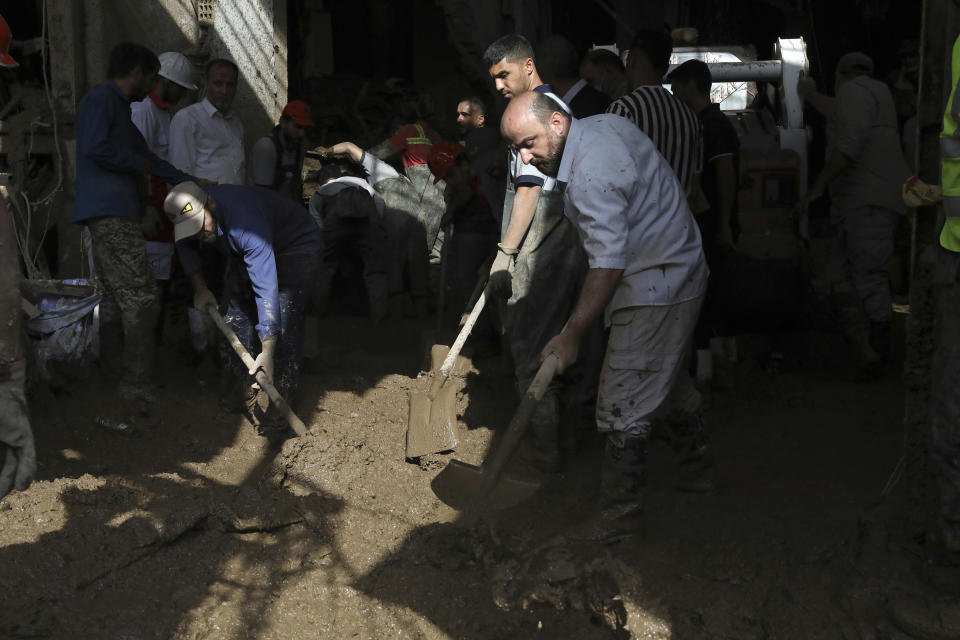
[0,314,937,639]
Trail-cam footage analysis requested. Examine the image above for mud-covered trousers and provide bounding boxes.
[221,252,319,402]
[932,279,960,555]
[829,205,898,324]
[87,216,158,384]
[597,297,705,438]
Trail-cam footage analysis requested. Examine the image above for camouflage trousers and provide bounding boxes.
[87,216,158,384]
[932,280,960,554]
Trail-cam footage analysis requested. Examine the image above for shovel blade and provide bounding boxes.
[431,459,541,511]
[429,344,472,377]
[405,382,459,458]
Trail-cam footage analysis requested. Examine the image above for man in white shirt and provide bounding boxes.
[131,51,197,286]
[502,91,714,543]
[168,58,245,186]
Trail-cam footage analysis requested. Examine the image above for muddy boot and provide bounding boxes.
[870,320,892,366]
[832,289,882,379]
[670,413,718,493]
[564,433,646,544]
[518,393,561,474]
[99,320,124,381]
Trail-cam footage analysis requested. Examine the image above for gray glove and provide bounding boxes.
[249,335,278,390]
[0,374,36,499]
[487,249,515,300]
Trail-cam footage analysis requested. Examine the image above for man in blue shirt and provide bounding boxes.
[73,42,196,405]
[164,182,321,438]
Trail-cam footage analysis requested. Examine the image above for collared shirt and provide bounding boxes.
[73,82,193,223]
[176,185,321,339]
[510,84,570,191]
[827,75,909,215]
[556,115,708,318]
[607,85,702,198]
[168,98,246,185]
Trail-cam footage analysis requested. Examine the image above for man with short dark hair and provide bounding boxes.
[456,97,486,135]
[72,42,197,405]
[607,30,702,199]
[536,35,611,118]
[796,52,909,377]
[169,58,245,185]
[482,34,599,473]
[502,91,714,542]
[250,100,314,202]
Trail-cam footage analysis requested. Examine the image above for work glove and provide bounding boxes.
[487,247,516,300]
[0,373,36,500]
[250,335,278,390]
[140,205,163,237]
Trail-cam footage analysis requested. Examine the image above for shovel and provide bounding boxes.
[405,276,489,459]
[431,353,559,511]
[206,305,308,437]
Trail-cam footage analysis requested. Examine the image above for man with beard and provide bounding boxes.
[456,96,505,225]
[250,100,315,202]
[482,34,600,473]
[501,91,714,542]
[164,182,321,439]
[73,42,197,407]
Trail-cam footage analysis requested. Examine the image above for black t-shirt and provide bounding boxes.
[698,103,740,219]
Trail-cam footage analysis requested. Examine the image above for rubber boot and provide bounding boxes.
[832,289,882,379]
[118,310,159,406]
[517,392,561,474]
[670,413,718,493]
[870,320,892,366]
[564,433,646,544]
[98,320,124,381]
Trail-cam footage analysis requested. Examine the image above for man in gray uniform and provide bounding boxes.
[797,52,910,377]
[502,91,714,542]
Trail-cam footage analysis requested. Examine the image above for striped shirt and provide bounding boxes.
[606,86,702,198]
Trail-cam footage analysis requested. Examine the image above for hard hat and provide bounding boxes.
[428,140,464,184]
[0,15,18,68]
[281,100,315,127]
[164,181,208,242]
[158,52,197,90]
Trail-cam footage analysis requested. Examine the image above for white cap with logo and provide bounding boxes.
[158,52,198,90]
[164,181,208,242]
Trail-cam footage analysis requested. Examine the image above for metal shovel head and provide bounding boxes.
[431,459,541,512]
[429,344,472,377]
[405,374,459,458]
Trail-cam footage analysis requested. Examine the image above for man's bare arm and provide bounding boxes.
[500,184,540,249]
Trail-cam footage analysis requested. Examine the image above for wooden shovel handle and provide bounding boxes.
[205,305,307,436]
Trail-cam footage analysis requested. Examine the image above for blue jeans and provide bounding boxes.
[221,252,319,401]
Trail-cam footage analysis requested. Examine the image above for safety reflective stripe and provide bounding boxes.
[405,123,433,146]
[942,136,960,158]
[943,194,960,218]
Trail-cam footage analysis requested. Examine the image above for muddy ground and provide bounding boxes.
[0,311,938,639]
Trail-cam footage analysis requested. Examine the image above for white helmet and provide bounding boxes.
[158,52,197,90]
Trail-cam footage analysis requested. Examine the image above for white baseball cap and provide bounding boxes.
[158,52,198,90]
[164,181,208,242]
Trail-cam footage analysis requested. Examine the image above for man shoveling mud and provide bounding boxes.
[164,182,321,439]
[500,91,715,543]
